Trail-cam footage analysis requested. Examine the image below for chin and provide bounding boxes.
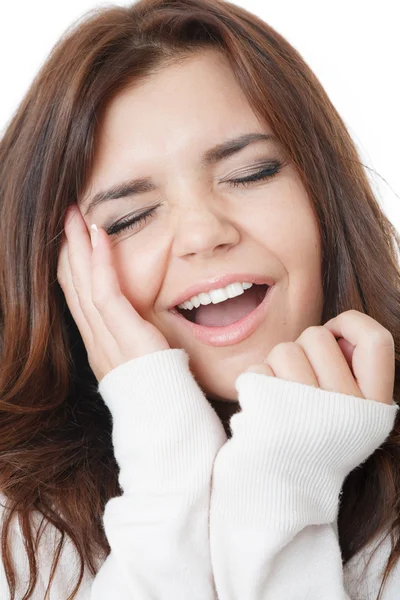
[204,385,238,403]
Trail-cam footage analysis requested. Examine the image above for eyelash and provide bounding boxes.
[106,159,283,237]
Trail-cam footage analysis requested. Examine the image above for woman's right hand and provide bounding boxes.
[57,203,171,383]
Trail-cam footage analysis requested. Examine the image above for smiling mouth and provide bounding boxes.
[175,283,269,326]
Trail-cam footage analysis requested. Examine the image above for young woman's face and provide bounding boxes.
[79,50,324,402]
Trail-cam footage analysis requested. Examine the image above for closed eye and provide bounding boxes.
[106,207,158,237]
[227,159,283,188]
[106,159,284,237]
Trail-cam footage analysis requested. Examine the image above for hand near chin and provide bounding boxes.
[244,310,395,406]
[57,204,170,383]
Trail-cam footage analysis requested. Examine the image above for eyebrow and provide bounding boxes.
[82,132,278,217]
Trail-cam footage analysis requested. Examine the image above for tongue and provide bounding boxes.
[195,285,265,327]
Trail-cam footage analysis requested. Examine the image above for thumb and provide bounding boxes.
[243,363,275,376]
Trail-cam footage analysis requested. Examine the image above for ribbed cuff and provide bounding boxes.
[210,373,398,529]
[98,348,227,499]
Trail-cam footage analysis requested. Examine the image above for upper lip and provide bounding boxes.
[167,273,275,311]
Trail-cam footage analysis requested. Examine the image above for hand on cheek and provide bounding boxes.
[57,204,170,383]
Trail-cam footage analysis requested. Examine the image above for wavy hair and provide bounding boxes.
[0,0,399,598]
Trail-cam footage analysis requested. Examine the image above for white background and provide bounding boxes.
[1,0,399,234]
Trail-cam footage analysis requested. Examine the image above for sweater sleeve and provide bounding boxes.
[90,348,227,600]
[209,373,399,600]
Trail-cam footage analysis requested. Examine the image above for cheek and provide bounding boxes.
[253,189,320,269]
[287,216,323,323]
[248,201,309,260]
[111,241,167,315]
[251,195,322,307]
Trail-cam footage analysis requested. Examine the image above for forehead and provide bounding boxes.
[80,50,274,208]
[94,50,262,158]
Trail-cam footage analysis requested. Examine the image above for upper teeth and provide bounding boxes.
[177,281,254,310]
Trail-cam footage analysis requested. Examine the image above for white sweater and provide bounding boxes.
[0,348,399,599]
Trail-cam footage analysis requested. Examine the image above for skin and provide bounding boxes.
[57,50,395,433]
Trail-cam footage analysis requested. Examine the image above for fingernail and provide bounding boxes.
[90,224,98,248]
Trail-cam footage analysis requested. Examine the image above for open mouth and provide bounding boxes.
[175,283,269,327]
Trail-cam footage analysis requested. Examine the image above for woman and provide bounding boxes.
[0,0,399,598]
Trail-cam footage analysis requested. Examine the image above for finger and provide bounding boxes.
[265,342,319,387]
[323,310,395,405]
[244,363,275,376]
[64,205,111,340]
[296,325,363,397]
[57,236,93,349]
[90,225,145,355]
[336,337,355,374]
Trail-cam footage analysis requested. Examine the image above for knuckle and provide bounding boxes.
[341,309,360,324]
[300,325,330,343]
[268,341,300,361]
[370,328,394,349]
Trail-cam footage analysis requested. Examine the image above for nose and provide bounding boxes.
[172,199,240,260]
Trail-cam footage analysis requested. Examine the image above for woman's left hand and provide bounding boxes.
[244,309,395,406]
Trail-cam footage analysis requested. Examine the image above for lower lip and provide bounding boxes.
[168,284,275,347]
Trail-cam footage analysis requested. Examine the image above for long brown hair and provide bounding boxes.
[0,0,399,598]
